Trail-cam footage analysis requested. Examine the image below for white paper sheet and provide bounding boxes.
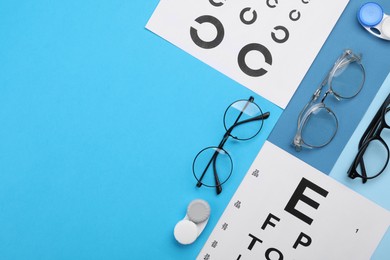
[146,0,350,108]
[198,141,390,260]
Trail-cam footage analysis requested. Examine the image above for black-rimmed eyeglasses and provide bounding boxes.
[348,92,390,183]
[192,96,270,195]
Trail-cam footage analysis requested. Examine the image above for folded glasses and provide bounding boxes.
[193,96,270,194]
[293,50,366,151]
[348,92,390,183]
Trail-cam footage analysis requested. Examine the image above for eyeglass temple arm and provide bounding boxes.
[359,110,382,147]
[195,136,227,194]
[360,157,368,183]
[347,114,380,183]
[212,110,270,193]
[226,112,271,139]
[196,125,235,191]
[347,158,367,183]
[196,96,256,185]
[358,105,390,183]
[348,98,388,183]
[196,151,217,186]
[213,156,222,194]
[211,111,271,193]
[348,155,369,183]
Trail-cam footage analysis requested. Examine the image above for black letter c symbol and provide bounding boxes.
[266,0,278,8]
[209,0,225,7]
[271,26,289,43]
[240,7,258,25]
[190,15,225,49]
[289,10,301,21]
[237,43,272,77]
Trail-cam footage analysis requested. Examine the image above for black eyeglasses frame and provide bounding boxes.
[193,96,270,194]
[348,92,390,183]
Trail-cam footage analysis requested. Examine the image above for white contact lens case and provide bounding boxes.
[173,199,211,245]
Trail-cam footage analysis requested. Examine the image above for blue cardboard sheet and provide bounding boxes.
[268,47,390,175]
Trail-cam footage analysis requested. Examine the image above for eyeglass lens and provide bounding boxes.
[193,147,233,187]
[301,106,337,148]
[223,99,264,140]
[354,138,389,178]
[330,56,365,99]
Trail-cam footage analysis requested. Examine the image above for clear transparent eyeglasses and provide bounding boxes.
[348,92,390,183]
[293,49,366,151]
[193,96,270,195]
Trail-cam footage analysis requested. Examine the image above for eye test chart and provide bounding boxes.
[146,0,350,109]
[198,141,390,260]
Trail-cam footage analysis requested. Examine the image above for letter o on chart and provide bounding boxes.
[240,7,258,25]
[190,15,225,49]
[271,26,289,43]
[265,248,283,260]
[237,43,272,77]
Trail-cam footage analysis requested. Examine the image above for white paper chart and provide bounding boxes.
[198,141,390,260]
[146,0,350,108]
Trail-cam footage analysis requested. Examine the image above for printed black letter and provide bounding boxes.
[293,232,312,249]
[261,213,280,230]
[284,178,328,225]
[248,234,263,250]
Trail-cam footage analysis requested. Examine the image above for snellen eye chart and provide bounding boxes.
[146,0,350,108]
[197,141,390,260]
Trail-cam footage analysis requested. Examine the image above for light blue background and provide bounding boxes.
[0,0,388,259]
[0,1,282,259]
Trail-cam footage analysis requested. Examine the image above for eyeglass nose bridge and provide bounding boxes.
[320,89,335,103]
